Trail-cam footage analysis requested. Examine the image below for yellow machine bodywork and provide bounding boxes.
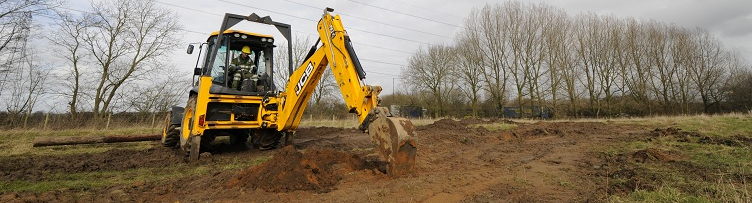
[277,13,380,131]
[165,8,416,177]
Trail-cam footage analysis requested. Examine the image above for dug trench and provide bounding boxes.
[2,119,722,202]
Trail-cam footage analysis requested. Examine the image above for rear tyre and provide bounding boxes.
[252,130,283,150]
[163,125,180,148]
[162,112,179,148]
[230,130,250,150]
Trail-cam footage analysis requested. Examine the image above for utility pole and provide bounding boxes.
[392,78,395,95]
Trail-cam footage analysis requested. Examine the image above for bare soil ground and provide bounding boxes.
[0,119,713,202]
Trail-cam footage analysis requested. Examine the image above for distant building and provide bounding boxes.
[503,106,551,118]
[390,105,425,118]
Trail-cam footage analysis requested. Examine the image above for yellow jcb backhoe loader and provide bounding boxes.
[162,8,416,177]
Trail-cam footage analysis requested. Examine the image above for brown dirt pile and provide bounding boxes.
[630,148,680,163]
[225,145,378,193]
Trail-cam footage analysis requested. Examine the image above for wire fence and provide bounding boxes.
[0,112,167,130]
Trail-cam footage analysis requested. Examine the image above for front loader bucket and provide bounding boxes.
[368,116,417,177]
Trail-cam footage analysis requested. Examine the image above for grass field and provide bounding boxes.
[603,114,752,202]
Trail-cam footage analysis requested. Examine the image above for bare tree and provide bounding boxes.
[311,68,336,106]
[724,60,752,112]
[124,69,191,121]
[688,28,727,113]
[455,24,485,117]
[2,37,49,128]
[274,35,314,90]
[49,11,92,118]
[668,26,695,114]
[465,5,510,117]
[518,3,549,117]
[597,15,622,116]
[618,19,653,115]
[542,6,570,117]
[81,0,181,118]
[402,44,457,117]
[643,21,677,113]
[573,13,605,117]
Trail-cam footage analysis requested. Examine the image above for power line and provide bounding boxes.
[384,0,464,19]
[156,0,430,50]
[155,1,221,17]
[293,31,413,54]
[360,58,406,67]
[154,0,419,58]
[347,0,463,29]
[56,6,87,14]
[151,1,418,69]
[281,0,454,40]
[366,70,402,77]
[218,0,432,46]
[60,5,208,37]
[218,0,318,22]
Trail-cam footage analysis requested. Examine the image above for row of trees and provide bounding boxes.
[401,1,752,118]
[3,0,751,129]
[0,0,189,128]
[0,0,347,129]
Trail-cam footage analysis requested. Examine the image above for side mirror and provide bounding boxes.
[194,68,201,75]
[187,44,194,54]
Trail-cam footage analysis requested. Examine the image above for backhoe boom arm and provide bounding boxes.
[277,8,380,132]
[272,8,416,177]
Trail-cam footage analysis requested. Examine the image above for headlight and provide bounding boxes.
[261,38,266,42]
[241,35,247,39]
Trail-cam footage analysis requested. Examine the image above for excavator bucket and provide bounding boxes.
[368,116,417,177]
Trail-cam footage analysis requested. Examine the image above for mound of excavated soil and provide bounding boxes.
[418,119,466,131]
[630,148,680,163]
[225,146,378,193]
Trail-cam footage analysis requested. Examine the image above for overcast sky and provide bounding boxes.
[65,0,751,96]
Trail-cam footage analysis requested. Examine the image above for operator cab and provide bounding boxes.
[196,30,276,95]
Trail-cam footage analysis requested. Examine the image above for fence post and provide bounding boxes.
[106,113,112,130]
[151,113,156,128]
[44,112,50,130]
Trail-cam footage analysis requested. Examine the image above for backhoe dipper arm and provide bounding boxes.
[277,8,380,132]
[276,8,417,177]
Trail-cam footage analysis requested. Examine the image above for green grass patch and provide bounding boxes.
[615,187,713,203]
[0,127,161,140]
[0,138,156,158]
[615,114,752,138]
[602,114,752,202]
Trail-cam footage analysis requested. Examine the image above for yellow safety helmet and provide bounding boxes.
[241,46,251,54]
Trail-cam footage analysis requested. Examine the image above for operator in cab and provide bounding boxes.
[230,46,257,90]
